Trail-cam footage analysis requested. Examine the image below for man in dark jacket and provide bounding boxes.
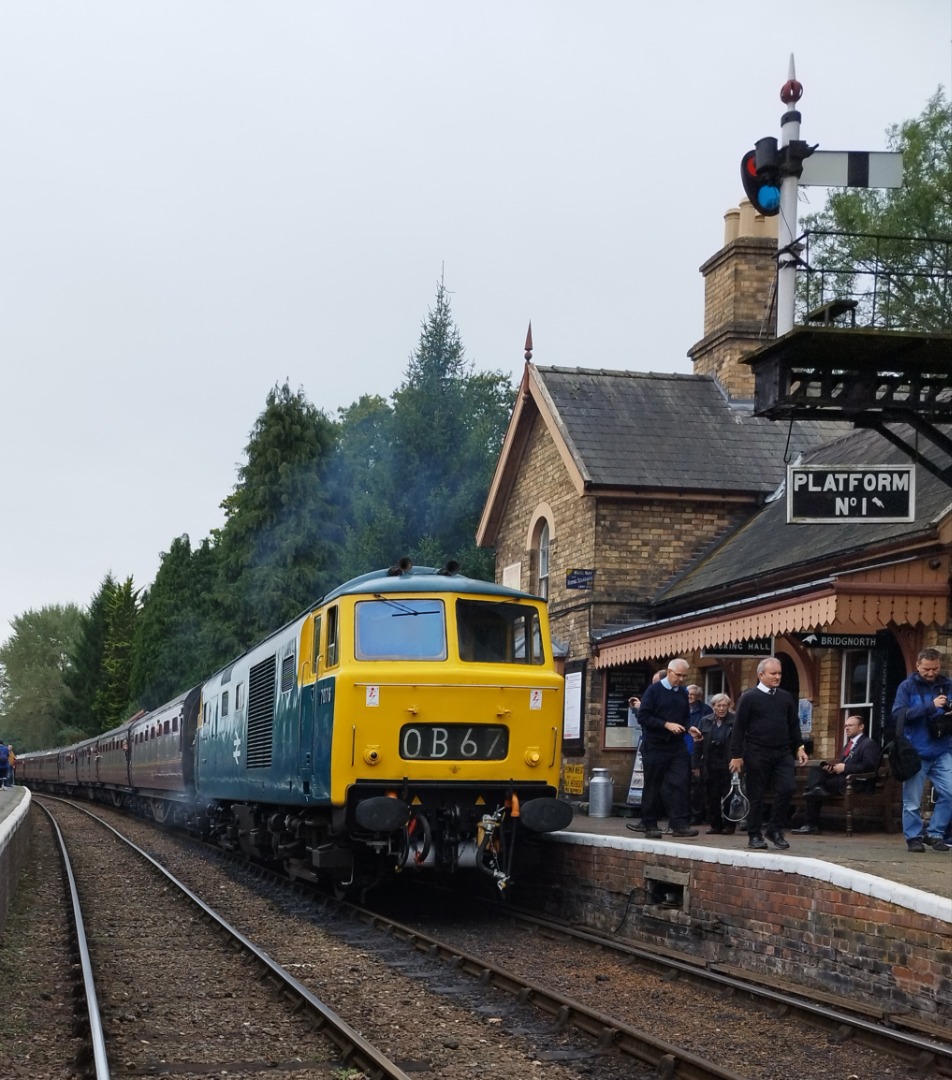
[635,659,703,840]
[730,657,808,850]
[890,647,952,853]
[792,715,881,834]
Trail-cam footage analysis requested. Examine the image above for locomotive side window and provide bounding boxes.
[457,600,545,664]
[236,682,245,710]
[311,615,322,676]
[221,691,229,717]
[355,599,446,660]
[326,606,340,667]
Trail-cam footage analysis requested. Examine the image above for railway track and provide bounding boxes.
[36,796,412,1080]
[14,795,947,1079]
[337,890,952,1079]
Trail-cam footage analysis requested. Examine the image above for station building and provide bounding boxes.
[477,203,952,805]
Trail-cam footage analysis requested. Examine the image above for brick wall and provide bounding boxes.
[521,836,952,1019]
[493,412,759,798]
[689,235,778,400]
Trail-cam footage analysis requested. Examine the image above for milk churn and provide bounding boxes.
[588,768,614,818]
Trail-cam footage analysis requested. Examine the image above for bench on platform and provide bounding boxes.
[794,760,901,837]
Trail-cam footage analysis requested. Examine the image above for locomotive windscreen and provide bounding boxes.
[457,600,545,664]
[355,599,447,660]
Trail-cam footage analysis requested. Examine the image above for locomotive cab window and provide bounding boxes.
[457,600,544,664]
[326,606,340,667]
[355,599,446,660]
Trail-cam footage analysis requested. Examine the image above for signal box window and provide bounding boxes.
[457,600,544,664]
[355,599,446,660]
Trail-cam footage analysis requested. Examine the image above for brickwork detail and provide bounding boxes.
[522,840,952,1019]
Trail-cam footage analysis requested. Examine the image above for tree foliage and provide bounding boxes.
[800,88,951,330]
[11,282,514,747]
[59,574,140,736]
[212,381,340,656]
[131,536,220,709]
[0,604,83,750]
[380,280,514,577]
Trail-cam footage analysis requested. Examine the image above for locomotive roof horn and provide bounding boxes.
[388,556,414,576]
[438,560,460,575]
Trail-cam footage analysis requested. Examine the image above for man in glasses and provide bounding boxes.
[635,658,704,839]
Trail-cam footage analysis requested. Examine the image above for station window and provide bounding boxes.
[537,522,550,600]
[841,648,873,737]
[704,668,726,701]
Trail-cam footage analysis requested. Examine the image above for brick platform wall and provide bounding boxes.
[520,834,952,1019]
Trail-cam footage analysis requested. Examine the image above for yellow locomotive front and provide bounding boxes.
[306,566,572,891]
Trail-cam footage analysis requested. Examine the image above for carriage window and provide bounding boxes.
[164,720,170,735]
[355,599,446,660]
[457,600,545,664]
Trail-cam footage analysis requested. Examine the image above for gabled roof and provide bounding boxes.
[477,363,848,545]
[653,424,952,609]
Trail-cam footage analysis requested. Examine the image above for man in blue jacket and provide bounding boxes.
[890,647,952,853]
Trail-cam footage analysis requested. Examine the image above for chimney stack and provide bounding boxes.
[688,201,779,399]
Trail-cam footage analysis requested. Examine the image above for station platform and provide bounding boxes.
[563,809,952,905]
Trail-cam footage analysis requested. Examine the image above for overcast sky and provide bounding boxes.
[0,1,949,645]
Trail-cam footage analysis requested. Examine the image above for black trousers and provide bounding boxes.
[803,766,846,826]
[641,745,691,830]
[744,750,796,836]
[705,766,733,829]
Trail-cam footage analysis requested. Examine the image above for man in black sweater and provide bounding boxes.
[730,657,808,849]
[635,658,704,839]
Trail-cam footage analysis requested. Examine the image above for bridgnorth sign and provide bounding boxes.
[787,465,915,524]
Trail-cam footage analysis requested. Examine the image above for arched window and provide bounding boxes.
[537,522,550,600]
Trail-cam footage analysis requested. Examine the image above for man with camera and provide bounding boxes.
[890,647,952,853]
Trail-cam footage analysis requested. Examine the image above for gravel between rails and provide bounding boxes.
[1,801,925,1079]
[1,804,651,1080]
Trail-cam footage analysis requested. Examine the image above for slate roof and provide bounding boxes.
[654,424,952,607]
[536,366,849,494]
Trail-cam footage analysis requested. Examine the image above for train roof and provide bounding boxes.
[324,565,542,604]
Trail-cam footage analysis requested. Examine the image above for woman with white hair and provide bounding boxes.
[701,694,736,834]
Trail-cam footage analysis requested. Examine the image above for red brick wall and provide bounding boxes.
[523,836,951,1019]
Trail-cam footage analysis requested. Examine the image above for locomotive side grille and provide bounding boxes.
[247,654,276,769]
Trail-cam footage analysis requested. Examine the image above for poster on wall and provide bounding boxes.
[563,669,583,741]
[626,746,644,807]
[605,669,641,748]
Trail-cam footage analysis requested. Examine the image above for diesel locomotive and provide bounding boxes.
[20,562,573,893]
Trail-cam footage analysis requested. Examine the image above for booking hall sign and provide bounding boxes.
[787,465,915,524]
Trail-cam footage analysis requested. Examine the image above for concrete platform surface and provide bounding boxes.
[565,810,952,904]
